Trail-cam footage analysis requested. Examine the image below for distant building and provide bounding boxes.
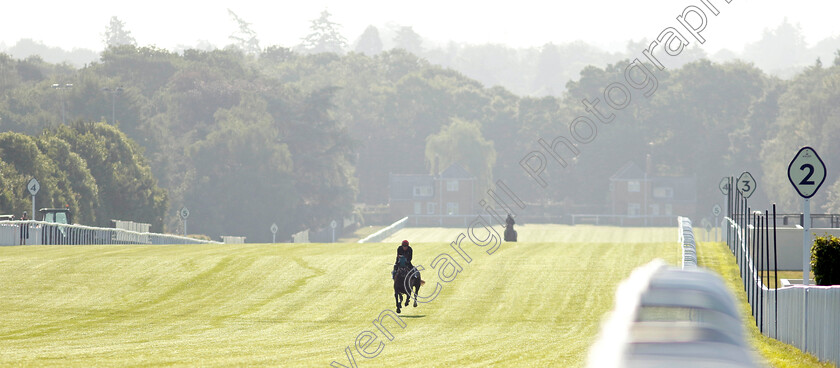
[609,162,696,225]
[388,163,477,226]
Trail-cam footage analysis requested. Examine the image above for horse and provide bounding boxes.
[393,266,424,314]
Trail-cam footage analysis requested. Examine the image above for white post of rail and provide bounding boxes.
[802,198,810,285]
[802,197,810,352]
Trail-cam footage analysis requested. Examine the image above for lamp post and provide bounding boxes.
[102,86,123,124]
[51,83,73,124]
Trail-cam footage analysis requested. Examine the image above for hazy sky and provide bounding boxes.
[1,0,838,53]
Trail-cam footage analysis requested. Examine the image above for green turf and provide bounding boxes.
[0,226,679,367]
[383,224,678,244]
[338,225,384,243]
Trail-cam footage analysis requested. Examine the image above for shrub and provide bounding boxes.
[811,234,840,285]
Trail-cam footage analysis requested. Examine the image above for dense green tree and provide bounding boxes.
[440,44,527,93]
[5,38,97,67]
[761,62,840,212]
[0,159,29,217]
[425,118,496,192]
[261,46,294,63]
[299,10,348,54]
[281,87,357,229]
[55,122,167,230]
[643,61,769,212]
[227,9,261,55]
[98,45,180,96]
[103,16,137,48]
[354,26,383,56]
[744,18,808,75]
[185,95,296,240]
[534,42,616,96]
[0,132,76,216]
[393,26,423,55]
[35,133,99,224]
[2,30,838,239]
[825,179,840,214]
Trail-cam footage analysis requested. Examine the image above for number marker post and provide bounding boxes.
[737,172,756,288]
[179,207,190,237]
[718,177,730,243]
[737,172,756,199]
[27,178,40,219]
[787,146,827,285]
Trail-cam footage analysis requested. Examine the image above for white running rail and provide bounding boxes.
[358,217,408,243]
[0,220,221,246]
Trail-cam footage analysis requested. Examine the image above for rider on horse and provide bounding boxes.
[392,239,424,313]
[392,240,414,279]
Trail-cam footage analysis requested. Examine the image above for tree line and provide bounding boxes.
[0,122,165,230]
[6,14,840,97]
[1,37,839,240]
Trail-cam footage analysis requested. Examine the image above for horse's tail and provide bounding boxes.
[420,280,426,286]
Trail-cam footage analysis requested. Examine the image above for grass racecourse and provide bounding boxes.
[0,225,694,366]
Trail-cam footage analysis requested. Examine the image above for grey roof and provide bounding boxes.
[610,162,646,180]
[440,163,475,179]
[389,174,434,201]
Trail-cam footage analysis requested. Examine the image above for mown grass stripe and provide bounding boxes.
[1,227,676,366]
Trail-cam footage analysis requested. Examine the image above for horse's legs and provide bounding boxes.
[395,291,401,313]
[413,283,419,307]
[400,278,410,307]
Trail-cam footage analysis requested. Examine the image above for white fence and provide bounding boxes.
[291,229,309,243]
[358,217,407,243]
[0,221,221,246]
[726,217,840,366]
[678,216,697,269]
[571,214,678,226]
[221,236,246,244]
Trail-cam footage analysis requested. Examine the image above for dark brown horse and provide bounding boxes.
[394,266,424,313]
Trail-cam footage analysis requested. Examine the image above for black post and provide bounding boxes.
[735,190,742,278]
[732,187,738,260]
[755,210,760,319]
[744,200,750,293]
[735,190,742,282]
[758,213,764,333]
[744,206,755,306]
[732,187,736,255]
[726,176,731,251]
[750,209,755,318]
[765,209,771,335]
[731,176,735,252]
[734,192,747,289]
[773,204,778,338]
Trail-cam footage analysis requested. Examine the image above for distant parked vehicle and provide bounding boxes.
[39,208,72,224]
[39,208,72,244]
